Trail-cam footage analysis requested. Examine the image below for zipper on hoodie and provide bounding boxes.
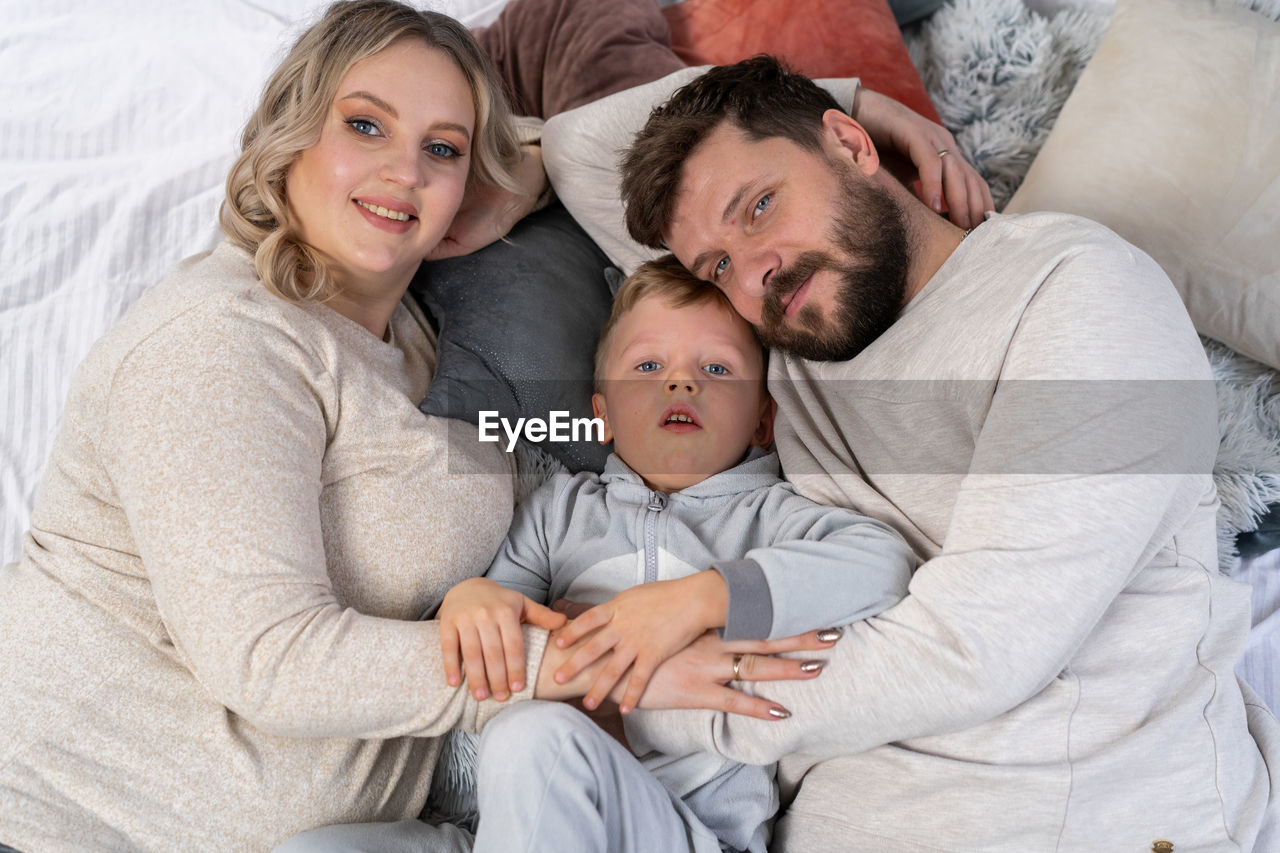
[644,491,667,584]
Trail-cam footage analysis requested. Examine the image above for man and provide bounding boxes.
[614,56,1277,852]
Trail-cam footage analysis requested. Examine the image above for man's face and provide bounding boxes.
[665,121,909,362]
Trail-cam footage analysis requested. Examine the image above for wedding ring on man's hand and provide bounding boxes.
[731,653,745,681]
[937,148,951,158]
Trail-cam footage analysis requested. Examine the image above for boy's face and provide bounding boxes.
[592,293,775,493]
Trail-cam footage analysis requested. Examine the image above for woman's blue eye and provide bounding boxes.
[703,363,728,376]
[637,361,661,373]
[427,142,460,159]
[753,194,771,216]
[347,119,379,136]
[713,257,729,278]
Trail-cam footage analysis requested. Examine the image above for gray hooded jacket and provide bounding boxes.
[486,449,915,851]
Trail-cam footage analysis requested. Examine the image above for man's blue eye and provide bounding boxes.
[427,142,460,158]
[347,119,378,136]
[637,361,661,372]
[703,363,728,376]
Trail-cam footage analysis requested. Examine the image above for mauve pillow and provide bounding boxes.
[473,0,686,117]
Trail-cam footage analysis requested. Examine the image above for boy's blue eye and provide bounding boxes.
[347,119,379,136]
[637,360,661,372]
[703,363,728,376]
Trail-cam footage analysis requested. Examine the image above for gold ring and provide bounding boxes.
[731,653,744,681]
[937,148,951,158]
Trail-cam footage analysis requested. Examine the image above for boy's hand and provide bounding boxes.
[438,577,566,701]
[552,572,728,714]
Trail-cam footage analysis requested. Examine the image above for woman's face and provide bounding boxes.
[286,38,475,296]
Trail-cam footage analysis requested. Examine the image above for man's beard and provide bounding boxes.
[755,166,910,362]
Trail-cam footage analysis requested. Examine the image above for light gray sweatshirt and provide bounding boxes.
[485,449,915,851]
[0,243,526,852]
[631,214,1280,852]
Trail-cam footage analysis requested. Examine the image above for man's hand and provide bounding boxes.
[551,572,729,714]
[853,89,993,230]
[437,577,566,701]
[425,144,548,260]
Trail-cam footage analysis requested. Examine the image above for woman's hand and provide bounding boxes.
[551,572,729,714]
[854,89,993,230]
[425,143,549,260]
[629,630,839,721]
[437,577,566,701]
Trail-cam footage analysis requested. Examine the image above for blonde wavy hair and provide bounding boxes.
[219,0,521,302]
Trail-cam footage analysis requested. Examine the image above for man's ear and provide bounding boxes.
[822,109,880,177]
[751,396,777,449]
[591,392,614,445]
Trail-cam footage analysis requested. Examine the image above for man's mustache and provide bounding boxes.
[765,250,834,314]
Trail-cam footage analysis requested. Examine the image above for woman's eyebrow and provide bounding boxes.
[431,121,472,142]
[340,90,398,118]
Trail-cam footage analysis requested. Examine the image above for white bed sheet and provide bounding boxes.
[1,0,1276,718]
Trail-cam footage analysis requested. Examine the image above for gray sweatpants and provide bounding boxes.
[473,701,722,853]
[272,701,721,853]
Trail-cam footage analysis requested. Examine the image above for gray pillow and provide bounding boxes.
[412,203,615,473]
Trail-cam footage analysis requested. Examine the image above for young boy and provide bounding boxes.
[440,255,916,853]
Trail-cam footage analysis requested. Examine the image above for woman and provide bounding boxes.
[0,2,991,850]
[0,3,563,850]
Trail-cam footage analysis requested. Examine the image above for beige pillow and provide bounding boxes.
[1005,0,1280,370]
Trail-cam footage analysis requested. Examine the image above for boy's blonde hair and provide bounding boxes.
[593,254,765,388]
[219,0,521,303]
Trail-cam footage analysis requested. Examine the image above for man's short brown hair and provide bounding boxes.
[620,55,842,251]
[593,254,762,388]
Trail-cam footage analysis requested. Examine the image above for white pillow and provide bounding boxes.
[542,68,861,274]
[1005,0,1280,370]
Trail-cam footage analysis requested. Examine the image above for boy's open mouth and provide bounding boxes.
[660,404,701,431]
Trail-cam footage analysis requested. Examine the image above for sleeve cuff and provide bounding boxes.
[714,559,773,641]
[473,624,549,732]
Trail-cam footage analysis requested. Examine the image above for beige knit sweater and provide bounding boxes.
[0,242,544,851]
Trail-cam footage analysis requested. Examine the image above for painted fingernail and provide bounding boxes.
[800,660,824,673]
[816,628,842,643]
[769,707,791,719]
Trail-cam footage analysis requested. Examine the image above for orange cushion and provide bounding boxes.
[662,0,941,123]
